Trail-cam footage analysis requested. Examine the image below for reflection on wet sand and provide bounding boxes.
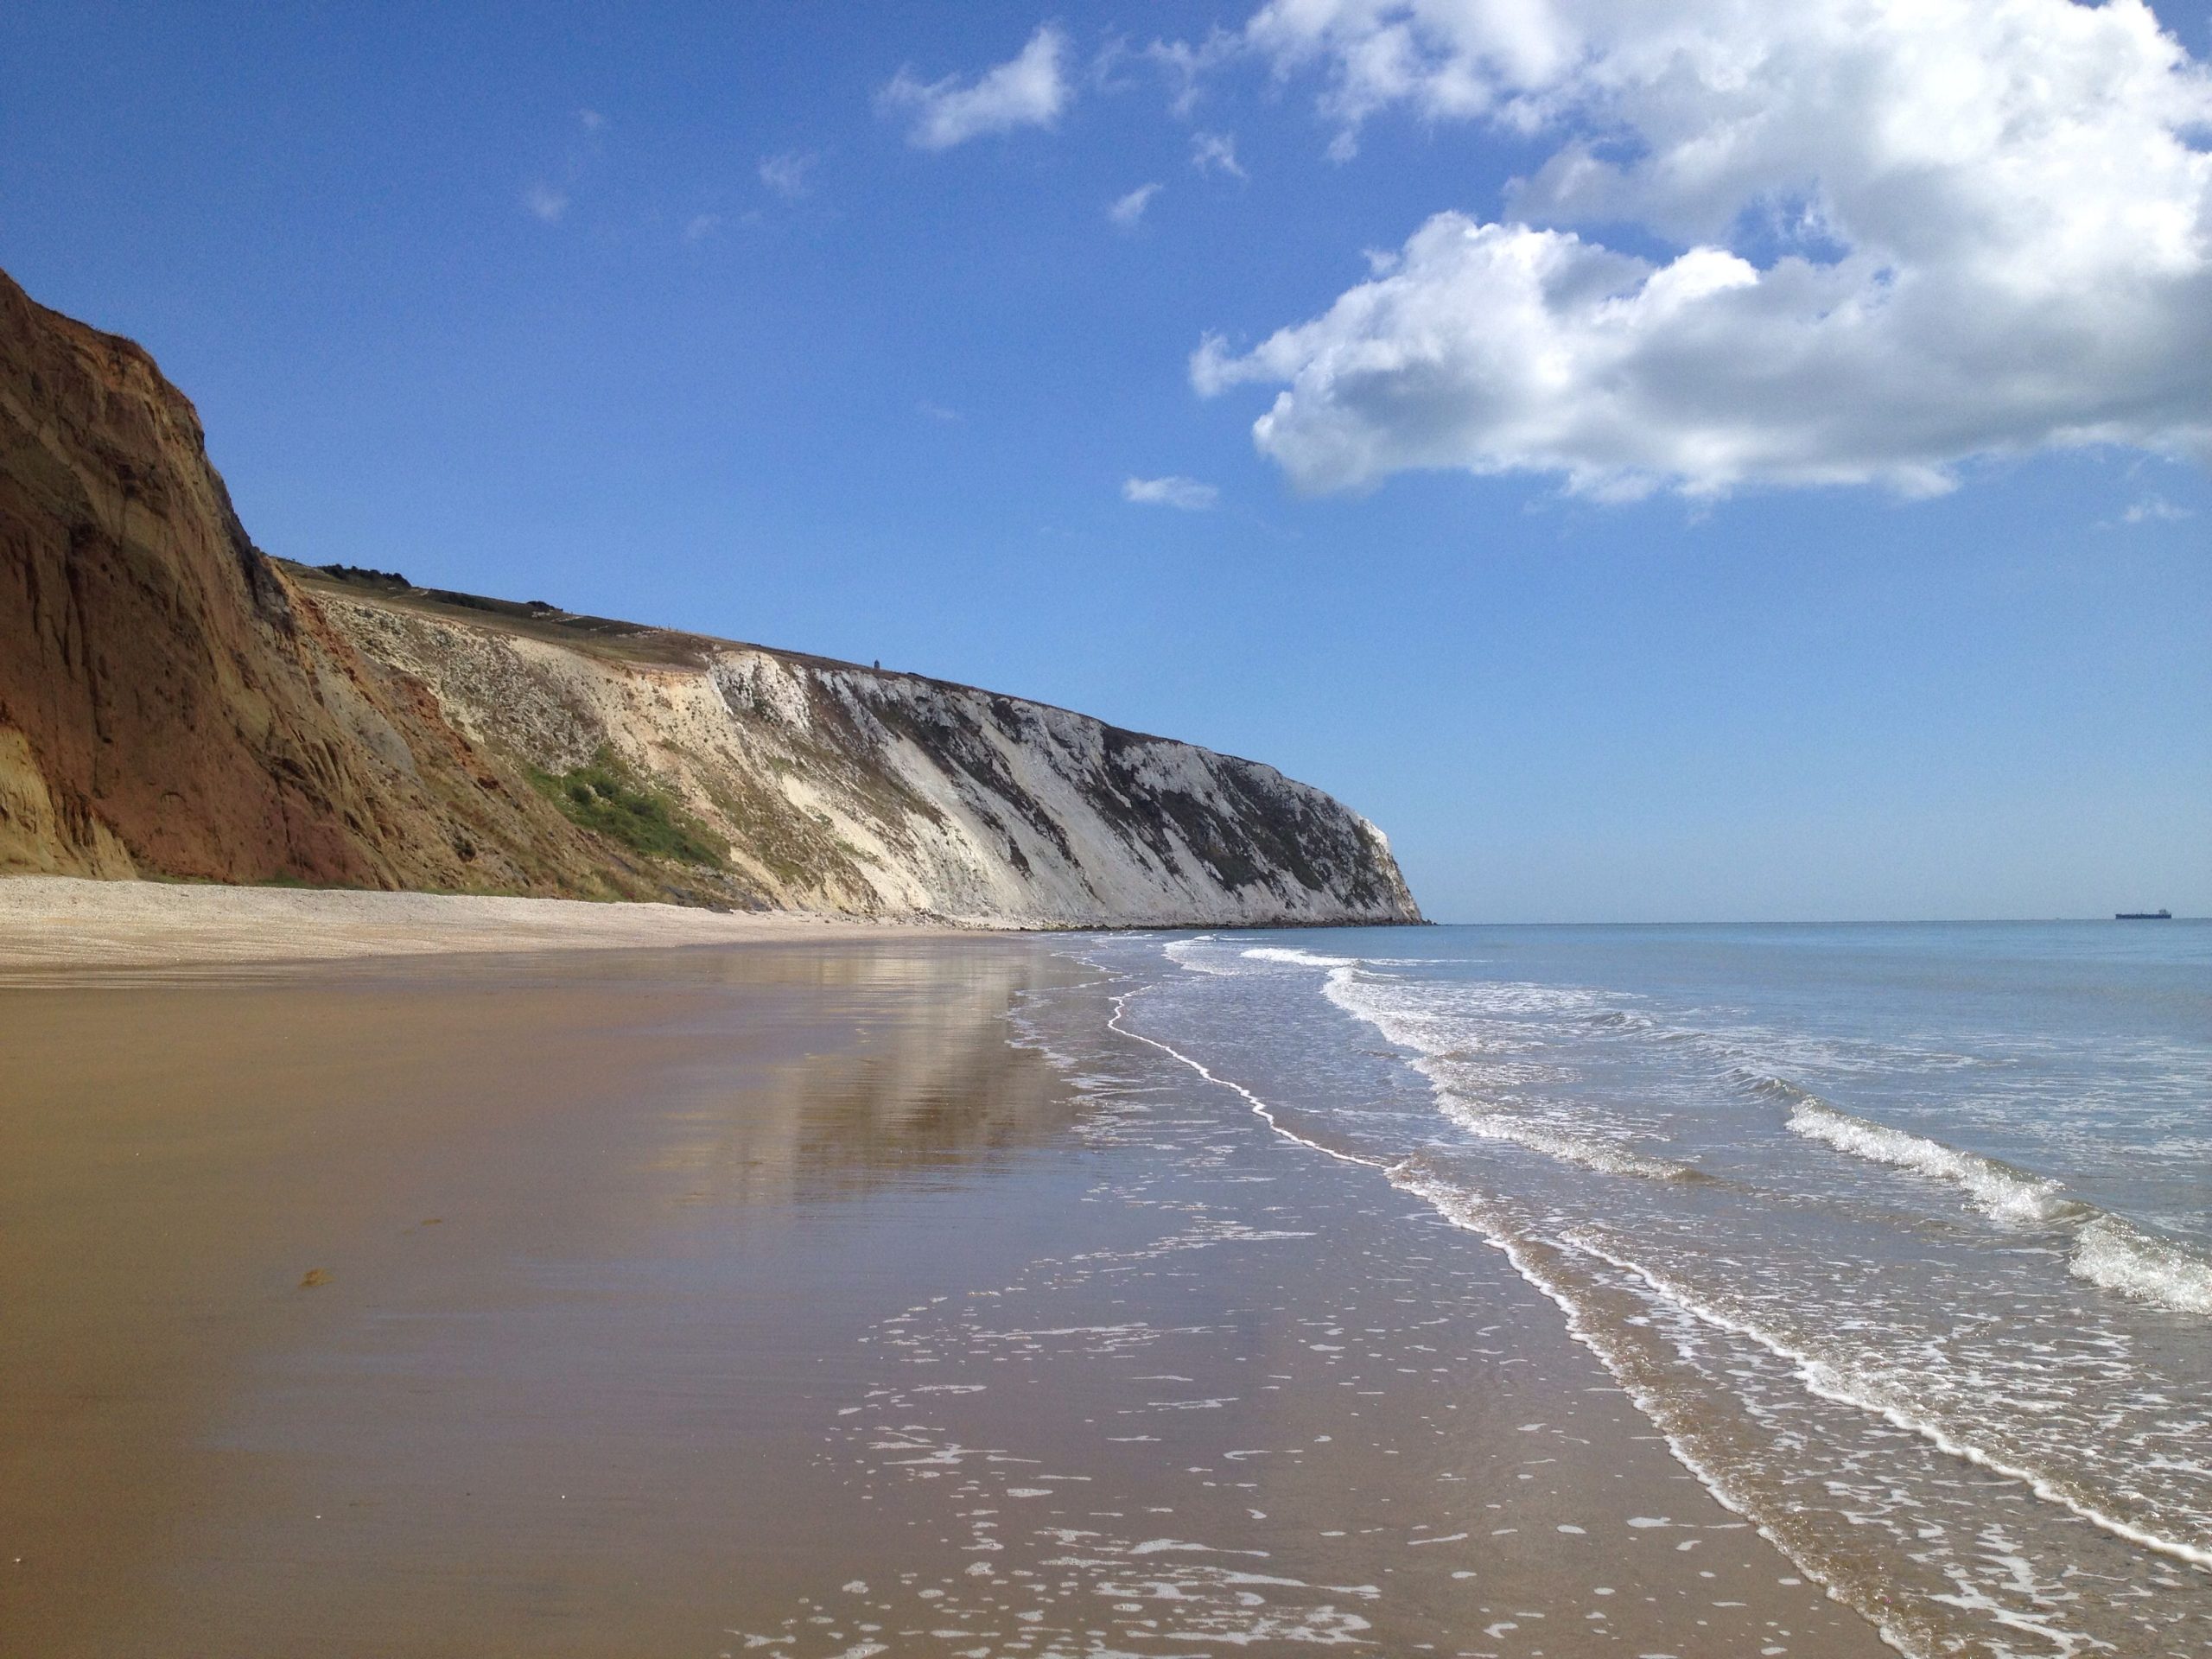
[0,939,1079,1659]
[641,947,1091,1207]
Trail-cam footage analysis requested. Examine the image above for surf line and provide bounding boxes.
[1105,989,1392,1173]
[1102,978,1920,1657]
[1566,1227,2212,1575]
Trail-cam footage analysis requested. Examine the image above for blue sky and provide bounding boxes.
[3,1,2207,921]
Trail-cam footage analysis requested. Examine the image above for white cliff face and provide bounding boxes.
[315,590,1421,928]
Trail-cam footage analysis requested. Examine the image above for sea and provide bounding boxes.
[1041,920,2212,1657]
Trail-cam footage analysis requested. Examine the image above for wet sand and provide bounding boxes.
[0,941,1889,1656]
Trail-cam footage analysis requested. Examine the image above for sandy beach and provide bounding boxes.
[0,920,1888,1656]
[0,875,961,972]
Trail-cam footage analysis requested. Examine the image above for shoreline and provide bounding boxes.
[0,874,970,971]
[0,874,1424,974]
[2,937,1885,1656]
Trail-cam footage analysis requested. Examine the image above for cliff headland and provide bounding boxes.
[0,269,1418,929]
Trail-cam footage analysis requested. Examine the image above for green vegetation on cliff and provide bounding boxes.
[530,752,726,869]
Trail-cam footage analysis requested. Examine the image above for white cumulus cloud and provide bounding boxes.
[884,24,1071,149]
[1124,474,1221,509]
[1198,0,2212,499]
[1110,181,1164,227]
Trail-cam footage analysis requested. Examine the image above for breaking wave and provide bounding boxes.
[2071,1215,2212,1317]
[1240,946,1361,969]
[1762,1075,2212,1319]
[1243,948,1707,1183]
[1775,1086,2087,1226]
[1433,1095,1707,1182]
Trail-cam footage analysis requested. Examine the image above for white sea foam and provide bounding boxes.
[1141,950,1684,1185]
[1434,1093,1703,1182]
[1311,969,1702,1180]
[1242,946,1361,969]
[1783,1094,2084,1226]
[1561,1225,2212,1574]
[2069,1216,2212,1317]
[1163,938,1239,976]
[1753,1071,2212,1310]
[1319,970,1605,1058]
[1377,1166,1906,1647]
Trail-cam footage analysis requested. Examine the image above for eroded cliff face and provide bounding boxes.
[0,270,631,897]
[0,268,1421,926]
[301,577,1419,925]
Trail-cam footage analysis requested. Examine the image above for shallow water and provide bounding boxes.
[1080,921,2211,1656]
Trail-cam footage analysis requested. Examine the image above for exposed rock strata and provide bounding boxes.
[0,268,1420,927]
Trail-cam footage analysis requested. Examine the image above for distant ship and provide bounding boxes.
[2116,908,2173,920]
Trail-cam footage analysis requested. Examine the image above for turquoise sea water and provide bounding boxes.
[1070,921,2212,1656]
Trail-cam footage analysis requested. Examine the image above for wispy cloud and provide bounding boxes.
[523,182,569,224]
[2121,496,2193,524]
[1089,33,1137,94]
[1190,130,1245,179]
[683,213,721,244]
[522,108,606,227]
[1145,31,1241,118]
[1109,182,1162,229]
[759,149,816,199]
[918,401,964,423]
[1124,474,1219,510]
[883,23,1071,149]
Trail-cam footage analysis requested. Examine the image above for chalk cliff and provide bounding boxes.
[0,268,1420,927]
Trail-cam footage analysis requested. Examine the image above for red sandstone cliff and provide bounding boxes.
[0,268,631,895]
